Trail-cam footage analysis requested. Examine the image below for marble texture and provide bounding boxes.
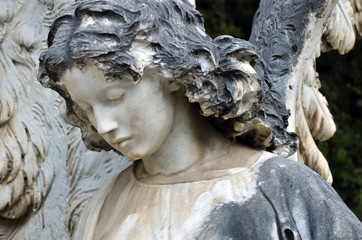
[72,154,362,239]
[0,0,361,239]
[0,1,129,239]
[250,0,362,183]
[37,0,361,239]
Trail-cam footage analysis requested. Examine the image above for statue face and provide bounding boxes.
[62,63,175,160]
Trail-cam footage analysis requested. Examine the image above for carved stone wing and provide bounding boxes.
[250,0,361,184]
[293,0,361,184]
[0,1,129,239]
[0,2,71,239]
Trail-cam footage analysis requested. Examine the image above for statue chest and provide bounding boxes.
[79,165,265,240]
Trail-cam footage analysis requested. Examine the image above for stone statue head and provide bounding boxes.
[39,0,298,157]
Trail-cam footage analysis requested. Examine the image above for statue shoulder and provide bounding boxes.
[198,156,362,239]
[256,157,362,238]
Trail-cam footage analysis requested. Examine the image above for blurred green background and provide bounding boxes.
[196,0,362,220]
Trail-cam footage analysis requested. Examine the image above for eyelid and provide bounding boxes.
[105,88,125,101]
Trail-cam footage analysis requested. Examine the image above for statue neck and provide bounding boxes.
[142,95,222,175]
[141,95,263,176]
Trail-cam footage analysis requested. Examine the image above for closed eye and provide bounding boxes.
[105,88,125,102]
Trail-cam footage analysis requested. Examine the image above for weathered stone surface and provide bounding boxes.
[0,1,129,239]
[198,158,362,239]
[37,0,361,238]
[0,0,361,239]
[250,0,362,184]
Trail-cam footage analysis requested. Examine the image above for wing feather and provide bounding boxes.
[301,60,336,141]
[294,0,360,183]
[296,84,334,183]
[322,0,356,54]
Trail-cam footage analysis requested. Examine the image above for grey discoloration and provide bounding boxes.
[250,0,327,100]
[249,0,333,156]
[197,201,279,240]
[198,158,362,240]
[249,0,343,180]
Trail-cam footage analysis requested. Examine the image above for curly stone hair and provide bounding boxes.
[38,0,298,155]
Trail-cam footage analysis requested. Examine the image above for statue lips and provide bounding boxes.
[112,137,134,159]
[112,137,131,148]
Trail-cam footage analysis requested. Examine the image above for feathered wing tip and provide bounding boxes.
[322,0,356,54]
[321,0,362,53]
[301,64,336,141]
[296,58,335,184]
[295,0,361,184]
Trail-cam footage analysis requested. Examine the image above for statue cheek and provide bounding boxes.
[129,114,146,132]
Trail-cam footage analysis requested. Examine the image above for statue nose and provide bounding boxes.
[96,120,118,135]
[93,106,118,135]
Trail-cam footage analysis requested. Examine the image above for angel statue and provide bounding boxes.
[38,0,362,239]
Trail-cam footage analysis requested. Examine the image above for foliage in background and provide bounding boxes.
[197,0,362,219]
[197,0,258,39]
